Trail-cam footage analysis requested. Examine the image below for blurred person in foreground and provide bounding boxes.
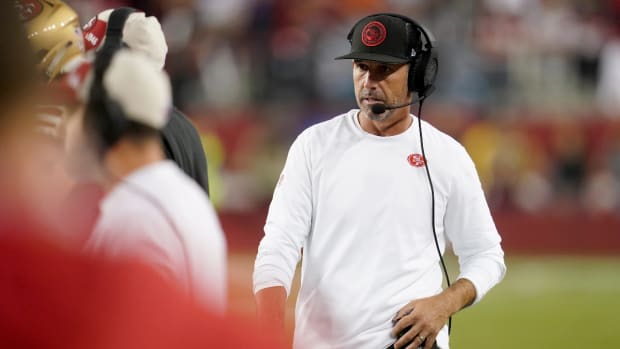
[13,0,91,238]
[16,0,83,140]
[253,13,506,349]
[0,4,281,349]
[0,0,48,230]
[63,47,227,311]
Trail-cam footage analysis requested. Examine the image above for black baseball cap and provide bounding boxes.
[335,14,419,64]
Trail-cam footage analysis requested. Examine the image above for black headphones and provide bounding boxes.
[347,13,438,99]
[84,7,136,154]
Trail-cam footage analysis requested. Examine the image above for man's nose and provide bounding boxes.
[362,72,380,89]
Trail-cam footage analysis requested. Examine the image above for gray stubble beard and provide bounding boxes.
[362,106,391,122]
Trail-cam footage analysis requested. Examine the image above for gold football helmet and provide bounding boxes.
[16,0,84,81]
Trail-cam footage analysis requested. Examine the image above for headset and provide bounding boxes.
[84,7,136,154]
[346,13,438,100]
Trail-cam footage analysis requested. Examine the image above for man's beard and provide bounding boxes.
[363,105,391,121]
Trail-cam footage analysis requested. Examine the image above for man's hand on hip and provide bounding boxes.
[390,278,477,349]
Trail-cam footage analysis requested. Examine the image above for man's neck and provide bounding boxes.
[102,139,165,191]
[358,109,412,137]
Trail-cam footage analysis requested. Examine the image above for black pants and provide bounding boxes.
[385,341,440,349]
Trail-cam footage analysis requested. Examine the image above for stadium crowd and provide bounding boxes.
[65,0,620,216]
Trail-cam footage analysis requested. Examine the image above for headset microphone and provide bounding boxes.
[370,98,417,114]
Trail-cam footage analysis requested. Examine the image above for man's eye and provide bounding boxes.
[379,66,392,74]
[357,63,369,71]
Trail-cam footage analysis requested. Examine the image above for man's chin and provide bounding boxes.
[361,107,389,121]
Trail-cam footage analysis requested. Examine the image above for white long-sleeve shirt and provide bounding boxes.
[253,110,506,349]
[87,161,227,312]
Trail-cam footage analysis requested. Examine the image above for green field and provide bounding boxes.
[450,256,620,348]
[229,254,620,348]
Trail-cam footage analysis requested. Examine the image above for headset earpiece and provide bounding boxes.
[403,21,419,93]
[393,15,437,99]
[409,42,437,98]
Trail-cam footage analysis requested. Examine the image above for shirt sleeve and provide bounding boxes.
[253,133,313,296]
[443,144,506,304]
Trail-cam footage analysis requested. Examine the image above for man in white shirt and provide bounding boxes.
[253,13,506,349]
[64,49,227,312]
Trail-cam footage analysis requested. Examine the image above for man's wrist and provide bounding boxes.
[443,278,477,315]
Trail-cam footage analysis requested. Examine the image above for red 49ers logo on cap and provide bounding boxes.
[361,21,387,47]
[407,153,426,167]
[14,0,43,22]
[82,16,108,52]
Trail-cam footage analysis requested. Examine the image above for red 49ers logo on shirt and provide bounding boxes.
[14,0,43,22]
[407,153,426,167]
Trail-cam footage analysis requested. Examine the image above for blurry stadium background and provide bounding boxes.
[67,0,620,347]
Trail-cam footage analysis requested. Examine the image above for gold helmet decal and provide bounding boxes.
[16,0,84,81]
